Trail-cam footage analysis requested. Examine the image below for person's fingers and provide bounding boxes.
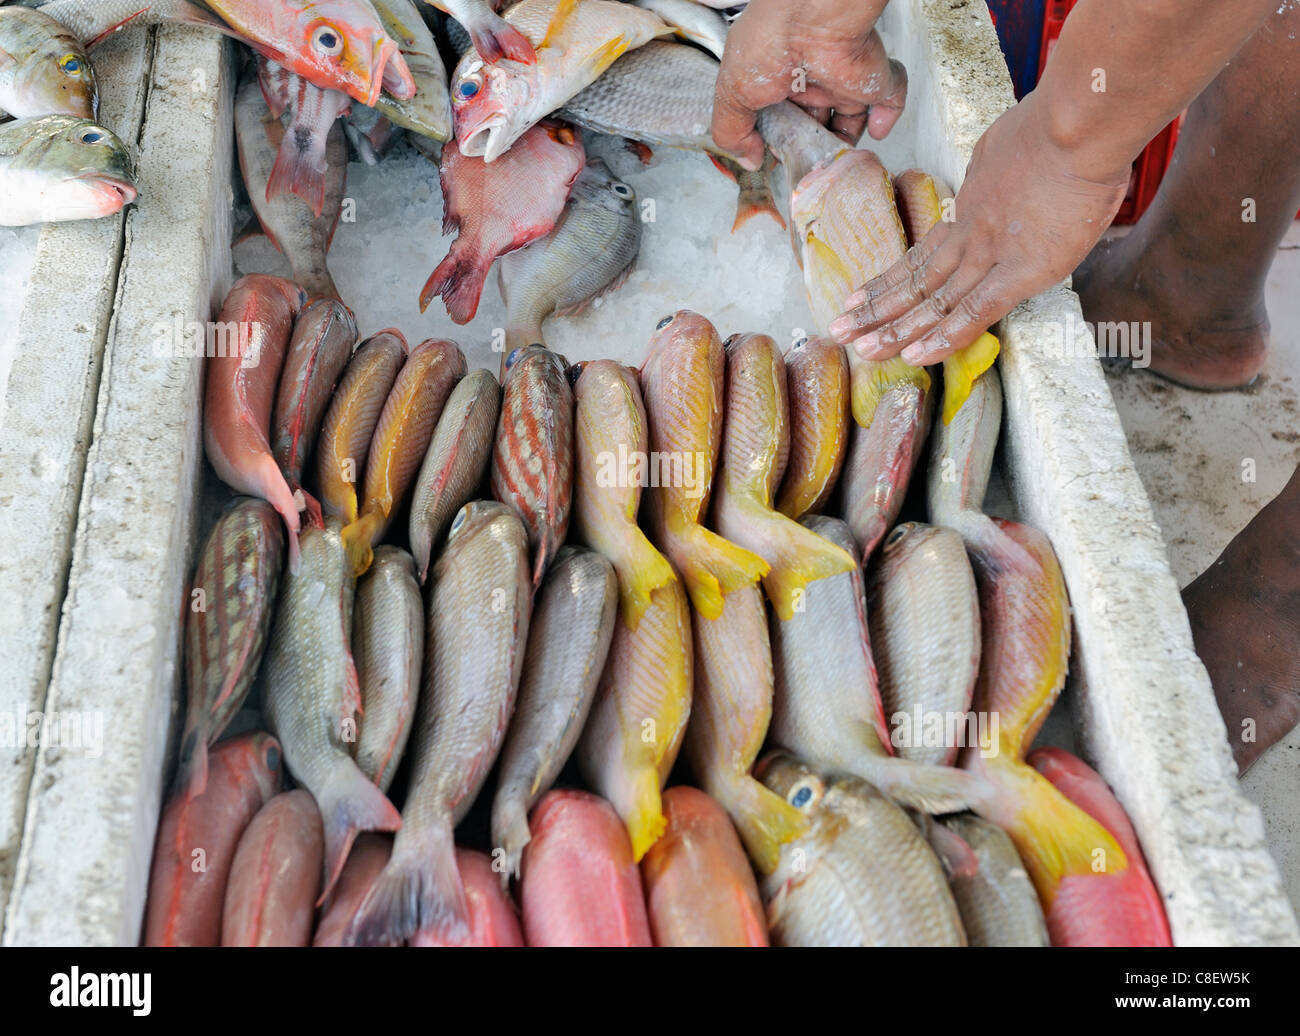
[866,59,908,140]
[829,108,868,145]
[844,258,989,358]
[711,72,766,171]
[800,104,832,127]
[896,269,1012,365]
[829,230,954,342]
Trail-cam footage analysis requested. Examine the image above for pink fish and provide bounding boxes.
[313,834,393,946]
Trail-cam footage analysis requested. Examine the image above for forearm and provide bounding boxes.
[1033,0,1277,180]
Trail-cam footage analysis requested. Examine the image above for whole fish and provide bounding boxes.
[450,0,670,162]
[519,789,653,947]
[0,113,134,225]
[177,498,284,801]
[498,158,641,357]
[421,121,584,322]
[221,789,324,947]
[638,311,767,621]
[203,274,309,568]
[632,0,725,58]
[712,332,855,621]
[370,0,452,142]
[409,368,501,582]
[342,338,467,574]
[775,336,850,520]
[204,0,414,107]
[491,546,617,880]
[1027,747,1171,946]
[270,298,358,531]
[940,813,1049,947]
[263,520,403,902]
[641,785,768,946]
[352,546,423,794]
[572,358,677,629]
[409,849,526,946]
[257,58,351,218]
[758,753,967,947]
[346,501,531,945]
[235,72,347,302]
[866,522,981,767]
[768,514,988,815]
[686,585,806,874]
[315,330,408,524]
[143,732,282,946]
[490,344,573,587]
[0,6,96,119]
[430,0,535,64]
[312,833,392,946]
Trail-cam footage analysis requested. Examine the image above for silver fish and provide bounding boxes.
[371,0,453,142]
[0,113,134,225]
[632,0,726,58]
[940,813,1049,947]
[0,5,96,119]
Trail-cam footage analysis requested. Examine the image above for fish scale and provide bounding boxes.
[776,337,851,520]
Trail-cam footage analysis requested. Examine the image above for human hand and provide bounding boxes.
[829,98,1131,364]
[711,0,906,171]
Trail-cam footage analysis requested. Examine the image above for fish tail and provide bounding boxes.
[174,726,209,802]
[419,247,486,322]
[721,775,809,876]
[733,189,787,233]
[941,333,1001,425]
[267,135,328,218]
[669,522,769,620]
[864,752,992,815]
[741,499,855,620]
[256,457,302,573]
[341,512,382,577]
[318,762,403,906]
[469,21,537,65]
[491,794,531,888]
[611,530,677,631]
[346,819,468,946]
[851,354,931,428]
[619,765,667,863]
[298,266,341,306]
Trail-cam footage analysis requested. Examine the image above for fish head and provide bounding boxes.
[640,309,724,403]
[23,117,138,222]
[10,28,97,120]
[570,157,637,215]
[219,731,284,802]
[450,54,537,162]
[444,499,515,550]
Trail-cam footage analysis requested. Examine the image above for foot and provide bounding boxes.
[1073,231,1270,390]
[1182,486,1300,774]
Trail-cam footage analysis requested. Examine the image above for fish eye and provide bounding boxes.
[312,24,344,57]
[456,71,483,101]
[792,337,808,350]
[610,182,633,200]
[59,54,83,76]
[567,361,586,387]
[655,314,674,330]
[723,333,740,348]
[78,128,105,144]
[264,743,280,773]
[504,347,522,370]
[450,506,469,535]
[884,523,913,550]
[787,776,823,812]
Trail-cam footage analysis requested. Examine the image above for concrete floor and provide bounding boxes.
[1104,222,1300,912]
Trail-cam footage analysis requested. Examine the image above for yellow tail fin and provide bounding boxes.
[942,333,1001,425]
[613,529,677,631]
[622,764,667,862]
[727,777,810,876]
[746,501,856,620]
[851,354,931,428]
[341,511,382,577]
[671,523,769,620]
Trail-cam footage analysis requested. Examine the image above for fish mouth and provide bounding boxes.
[78,173,138,209]
[377,39,415,102]
[457,116,508,162]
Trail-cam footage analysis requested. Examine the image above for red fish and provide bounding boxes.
[143,732,282,946]
[313,834,393,946]
[520,789,653,947]
[203,275,308,569]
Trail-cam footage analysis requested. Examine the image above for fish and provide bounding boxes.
[270,298,359,533]
[775,336,850,520]
[491,546,617,881]
[203,274,309,568]
[262,519,403,903]
[632,0,725,58]
[221,789,324,947]
[450,0,670,162]
[767,514,989,814]
[176,498,284,802]
[939,813,1049,947]
[519,789,654,946]
[0,114,135,225]
[314,330,408,524]
[497,158,641,357]
[409,849,526,946]
[686,585,807,874]
[143,732,282,946]
[866,522,981,767]
[490,344,573,587]
[370,0,453,142]
[431,0,536,64]
[753,100,842,216]
[572,358,677,629]
[234,70,348,302]
[256,58,352,218]
[758,753,967,946]
[0,5,96,119]
[1026,747,1171,946]
[203,0,414,108]
[575,569,692,861]
[409,368,501,582]
[29,0,230,50]
[342,338,467,574]
[352,546,423,794]
[712,152,785,231]
[641,785,768,946]
[420,121,584,322]
[638,311,767,621]
[346,501,531,945]
[712,332,855,621]
[312,833,392,946]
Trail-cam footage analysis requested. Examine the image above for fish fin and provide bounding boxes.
[916,815,980,879]
[868,754,990,816]
[81,8,150,50]
[941,333,1001,425]
[491,795,531,888]
[471,22,537,64]
[851,354,931,428]
[721,776,809,876]
[625,139,654,165]
[341,513,383,577]
[267,137,328,218]
[621,766,667,862]
[579,34,632,83]
[318,762,403,906]
[297,487,324,531]
[538,0,579,50]
[174,727,209,803]
[345,818,467,945]
[734,497,855,620]
[804,231,856,293]
[612,531,676,631]
[668,522,768,620]
[734,188,786,233]
[420,246,486,322]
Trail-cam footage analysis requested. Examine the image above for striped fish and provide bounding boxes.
[490,345,573,588]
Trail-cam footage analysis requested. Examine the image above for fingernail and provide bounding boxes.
[828,315,853,339]
[853,332,881,358]
[901,343,930,365]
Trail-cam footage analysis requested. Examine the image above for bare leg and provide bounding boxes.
[1074,7,1300,389]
